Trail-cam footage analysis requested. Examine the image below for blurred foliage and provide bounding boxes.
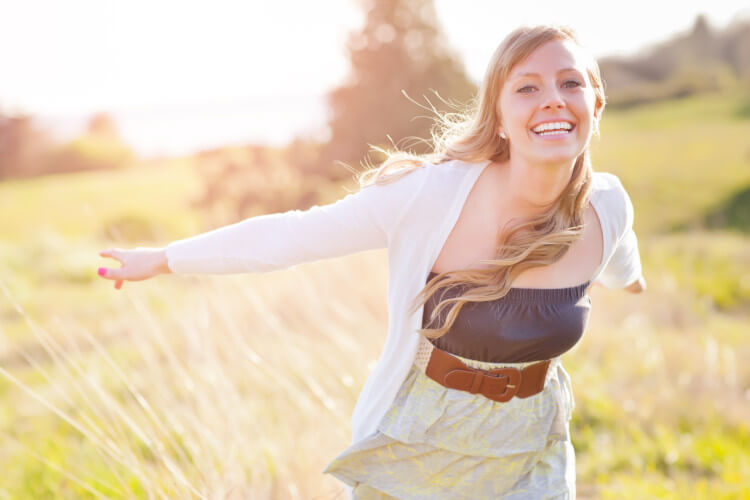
[600,15,750,108]
[644,231,750,312]
[589,90,750,237]
[0,113,54,180]
[189,0,478,222]
[0,112,133,181]
[311,0,477,181]
[734,95,750,119]
[96,214,162,243]
[50,113,134,175]
[701,184,750,233]
[189,144,333,230]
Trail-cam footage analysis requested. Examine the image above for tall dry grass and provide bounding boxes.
[2,233,748,498]
[1,250,394,499]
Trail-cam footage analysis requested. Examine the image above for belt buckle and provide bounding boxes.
[482,367,522,403]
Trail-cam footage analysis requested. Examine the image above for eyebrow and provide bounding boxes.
[511,67,582,79]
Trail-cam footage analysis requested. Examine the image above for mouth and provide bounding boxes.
[531,122,576,137]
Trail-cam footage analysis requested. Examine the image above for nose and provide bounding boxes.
[540,86,565,110]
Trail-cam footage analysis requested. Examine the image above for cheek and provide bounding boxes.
[499,101,531,128]
[498,94,528,120]
[581,91,598,116]
[496,97,508,125]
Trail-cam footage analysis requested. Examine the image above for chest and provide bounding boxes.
[430,173,603,291]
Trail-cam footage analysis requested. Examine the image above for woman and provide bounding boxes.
[98,24,645,499]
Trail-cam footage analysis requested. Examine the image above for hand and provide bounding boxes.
[98,247,171,290]
[624,276,647,294]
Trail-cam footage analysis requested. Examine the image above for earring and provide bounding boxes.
[499,131,507,140]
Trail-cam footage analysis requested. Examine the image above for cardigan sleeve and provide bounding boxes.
[595,176,643,289]
[164,166,429,274]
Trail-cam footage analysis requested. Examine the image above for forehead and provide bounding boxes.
[507,39,589,80]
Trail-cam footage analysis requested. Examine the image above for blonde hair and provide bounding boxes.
[356,24,606,340]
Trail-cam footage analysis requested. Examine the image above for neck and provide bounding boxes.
[494,156,577,215]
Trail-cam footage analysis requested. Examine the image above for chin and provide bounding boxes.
[523,137,588,163]
[530,151,582,166]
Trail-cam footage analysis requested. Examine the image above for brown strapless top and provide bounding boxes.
[422,271,592,363]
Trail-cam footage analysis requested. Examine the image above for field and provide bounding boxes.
[0,90,749,499]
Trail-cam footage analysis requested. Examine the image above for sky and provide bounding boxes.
[1,0,748,157]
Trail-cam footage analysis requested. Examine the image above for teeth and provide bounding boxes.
[537,130,570,136]
[532,121,573,133]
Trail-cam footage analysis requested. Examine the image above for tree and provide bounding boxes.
[0,110,134,180]
[0,112,53,180]
[50,112,134,175]
[310,0,476,180]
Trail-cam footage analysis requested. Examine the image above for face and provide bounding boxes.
[497,39,601,167]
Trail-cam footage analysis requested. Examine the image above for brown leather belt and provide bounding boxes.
[425,344,551,403]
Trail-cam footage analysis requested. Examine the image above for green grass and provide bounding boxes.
[591,90,750,236]
[0,157,204,244]
[644,230,750,311]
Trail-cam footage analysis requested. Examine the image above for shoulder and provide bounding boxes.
[355,161,438,230]
[368,159,482,231]
[366,157,486,193]
[358,161,432,201]
[592,171,628,198]
[421,158,487,191]
[369,158,475,195]
[591,171,635,233]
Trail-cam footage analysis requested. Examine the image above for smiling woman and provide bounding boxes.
[497,39,602,170]
[319,25,644,499]
[97,23,644,500]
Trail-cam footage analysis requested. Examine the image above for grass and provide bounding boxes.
[0,89,749,498]
[591,90,750,236]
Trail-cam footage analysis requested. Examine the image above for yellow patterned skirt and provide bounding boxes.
[322,355,576,499]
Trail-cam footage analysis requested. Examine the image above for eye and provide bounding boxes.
[564,80,582,88]
[517,85,535,93]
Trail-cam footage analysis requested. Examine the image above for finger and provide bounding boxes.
[98,267,122,281]
[99,249,122,263]
[115,280,123,290]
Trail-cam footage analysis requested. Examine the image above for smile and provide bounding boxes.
[531,124,576,138]
[530,120,576,138]
[533,128,574,137]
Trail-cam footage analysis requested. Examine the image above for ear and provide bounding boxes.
[593,99,603,121]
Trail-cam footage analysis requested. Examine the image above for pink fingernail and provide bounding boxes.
[98,267,106,277]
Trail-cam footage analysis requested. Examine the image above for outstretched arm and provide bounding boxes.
[97,165,429,289]
[163,168,427,274]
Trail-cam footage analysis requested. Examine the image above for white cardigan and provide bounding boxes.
[165,158,642,449]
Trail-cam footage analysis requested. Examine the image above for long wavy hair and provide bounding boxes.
[355,24,606,340]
